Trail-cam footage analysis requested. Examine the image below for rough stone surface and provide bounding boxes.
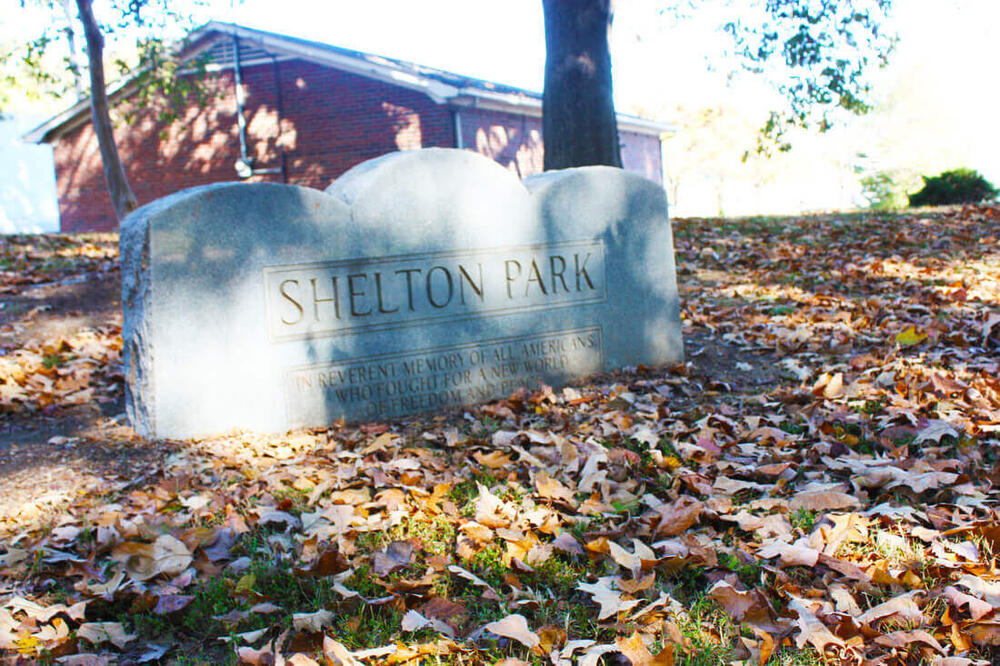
[122,148,682,438]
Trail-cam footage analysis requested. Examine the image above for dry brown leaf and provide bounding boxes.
[788,490,861,512]
[551,532,585,556]
[292,609,334,633]
[857,592,924,628]
[708,580,772,624]
[650,496,703,537]
[533,471,578,507]
[474,483,511,528]
[607,539,656,576]
[788,597,845,652]
[75,622,136,649]
[616,631,674,666]
[756,538,820,568]
[473,450,512,469]
[401,609,455,637]
[617,573,656,594]
[483,613,540,649]
[535,624,567,654]
[873,629,944,653]
[577,577,642,620]
[944,586,993,621]
[323,635,362,665]
[373,541,414,576]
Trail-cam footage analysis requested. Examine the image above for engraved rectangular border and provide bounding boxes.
[262,240,607,343]
[283,325,604,423]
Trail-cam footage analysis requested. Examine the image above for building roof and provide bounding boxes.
[24,21,674,144]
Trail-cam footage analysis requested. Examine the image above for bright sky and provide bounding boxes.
[5,0,997,131]
[3,0,999,212]
[222,0,732,110]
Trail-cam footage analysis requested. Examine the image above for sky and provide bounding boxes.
[3,0,999,215]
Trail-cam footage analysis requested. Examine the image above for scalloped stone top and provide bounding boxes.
[121,148,682,438]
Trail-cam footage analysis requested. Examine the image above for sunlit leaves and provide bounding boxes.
[2,207,1000,663]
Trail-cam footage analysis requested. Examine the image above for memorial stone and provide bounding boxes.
[122,148,683,438]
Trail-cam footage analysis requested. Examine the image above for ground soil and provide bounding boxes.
[0,270,165,527]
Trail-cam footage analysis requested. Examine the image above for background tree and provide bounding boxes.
[77,0,136,220]
[541,0,621,170]
[541,0,896,170]
[4,0,213,221]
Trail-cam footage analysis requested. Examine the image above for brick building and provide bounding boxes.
[25,22,672,233]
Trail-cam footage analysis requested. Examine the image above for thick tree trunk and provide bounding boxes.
[541,0,622,170]
[76,0,138,222]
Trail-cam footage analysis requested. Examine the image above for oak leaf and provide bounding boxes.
[649,496,703,537]
[373,541,414,576]
[756,538,820,568]
[616,631,674,666]
[401,609,455,637]
[322,635,362,665]
[857,592,924,628]
[944,586,993,621]
[577,577,642,620]
[708,580,770,623]
[533,471,577,507]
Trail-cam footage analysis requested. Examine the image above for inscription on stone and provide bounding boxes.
[122,148,683,438]
[287,327,601,422]
[263,240,605,341]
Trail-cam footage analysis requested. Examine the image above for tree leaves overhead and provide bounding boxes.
[4,0,213,114]
[717,0,896,153]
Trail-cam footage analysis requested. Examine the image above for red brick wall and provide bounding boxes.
[458,108,544,178]
[52,59,663,232]
[53,59,454,232]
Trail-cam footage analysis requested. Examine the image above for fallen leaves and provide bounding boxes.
[3,208,1000,663]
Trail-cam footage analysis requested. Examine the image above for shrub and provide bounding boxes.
[908,168,998,207]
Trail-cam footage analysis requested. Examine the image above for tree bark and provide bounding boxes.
[76,0,138,222]
[541,0,622,171]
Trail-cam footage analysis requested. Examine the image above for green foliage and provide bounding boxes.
[790,508,817,533]
[2,0,215,115]
[716,0,896,154]
[909,168,999,206]
[719,551,765,588]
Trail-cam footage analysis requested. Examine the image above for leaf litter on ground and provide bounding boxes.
[0,206,999,663]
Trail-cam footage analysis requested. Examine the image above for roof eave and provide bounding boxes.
[25,21,675,143]
[450,90,675,136]
[22,99,91,144]
[190,22,460,103]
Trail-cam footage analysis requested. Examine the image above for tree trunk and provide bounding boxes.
[541,0,622,171]
[76,0,138,222]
